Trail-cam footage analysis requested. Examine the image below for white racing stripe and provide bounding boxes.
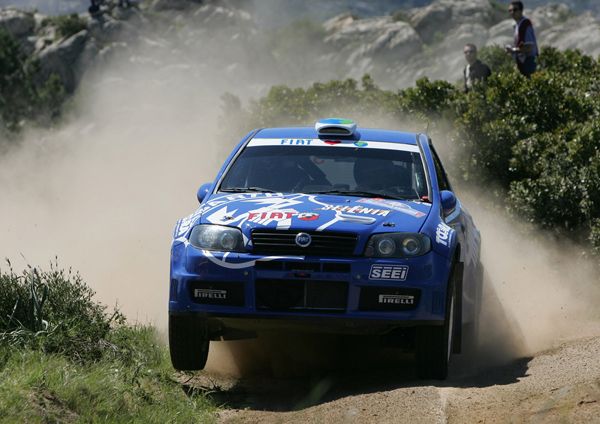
[248,138,420,152]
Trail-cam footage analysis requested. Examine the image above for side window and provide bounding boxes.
[430,147,451,191]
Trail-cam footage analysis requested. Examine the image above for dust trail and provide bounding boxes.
[1,4,599,377]
[460,186,600,365]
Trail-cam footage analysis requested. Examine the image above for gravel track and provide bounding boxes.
[182,334,600,423]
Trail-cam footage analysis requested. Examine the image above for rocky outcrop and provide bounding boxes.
[37,30,88,93]
[324,14,422,79]
[2,0,600,98]
[0,9,35,38]
[409,0,502,43]
[321,0,600,87]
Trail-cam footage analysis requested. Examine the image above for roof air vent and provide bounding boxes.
[315,118,356,136]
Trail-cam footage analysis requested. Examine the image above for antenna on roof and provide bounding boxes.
[425,120,430,135]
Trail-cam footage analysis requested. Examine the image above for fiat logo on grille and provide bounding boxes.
[295,232,312,248]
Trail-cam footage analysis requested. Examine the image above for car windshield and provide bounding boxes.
[219,145,428,200]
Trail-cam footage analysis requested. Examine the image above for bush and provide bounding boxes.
[0,30,66,134]
[221,47,600,258]
[42,14,87,39]
[0,260,124,362]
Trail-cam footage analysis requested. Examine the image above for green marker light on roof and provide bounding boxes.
[315,118,357,136]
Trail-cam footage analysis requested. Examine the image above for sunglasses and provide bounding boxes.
[508,8,521,12]
[464,50,476,54]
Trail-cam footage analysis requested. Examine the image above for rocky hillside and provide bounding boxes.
[1,0,600,99]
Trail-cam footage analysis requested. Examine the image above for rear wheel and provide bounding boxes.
[416,266,460,380]
[169,314,210,371]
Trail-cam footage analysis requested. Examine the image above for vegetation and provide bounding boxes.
[222,46,600,255]
[41,13,88,40]
[0,261,215,422]
[0,29,65,135]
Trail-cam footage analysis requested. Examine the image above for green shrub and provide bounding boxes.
[42,14,87,39]
[0,260,124,362]
[0,30,66,134]
[221,47,600,258]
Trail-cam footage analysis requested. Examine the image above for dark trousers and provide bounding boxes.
[517,56,537,78]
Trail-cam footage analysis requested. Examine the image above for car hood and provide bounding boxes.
[194,192,431,237]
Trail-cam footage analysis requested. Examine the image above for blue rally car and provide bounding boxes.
[169,119,481,379]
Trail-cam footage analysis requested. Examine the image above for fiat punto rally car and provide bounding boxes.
[169,119,481,379]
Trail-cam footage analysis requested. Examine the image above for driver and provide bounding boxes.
[353,157,394,191]
[268,158,308,192]
[353,157,413,194]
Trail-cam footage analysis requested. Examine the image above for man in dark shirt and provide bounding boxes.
[505,1,538,77]
[463,44,492,92]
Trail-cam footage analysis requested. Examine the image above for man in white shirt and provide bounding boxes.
[505,1,538,77]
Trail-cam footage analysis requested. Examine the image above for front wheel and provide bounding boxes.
[415,267,459,380]
[169,314,210,371]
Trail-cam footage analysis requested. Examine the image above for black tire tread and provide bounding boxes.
[169,315,210,371]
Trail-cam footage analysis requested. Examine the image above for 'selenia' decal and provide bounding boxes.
[320,204,390,217]
[357,198,426,218]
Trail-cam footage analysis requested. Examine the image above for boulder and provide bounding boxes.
[324,15,422,67]
[540,12,600,57]
[409,0,495,44]
[486,19,513,47]
[37,30,89,93]
[150,0,201,12]
[0,9,35,38]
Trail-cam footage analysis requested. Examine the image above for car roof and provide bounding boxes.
[254,127,419,145]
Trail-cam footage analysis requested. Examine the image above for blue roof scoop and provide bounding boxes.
[315,118,357,136]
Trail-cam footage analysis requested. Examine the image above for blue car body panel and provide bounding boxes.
[169,125,480,338]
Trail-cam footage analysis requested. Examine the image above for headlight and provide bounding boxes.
[364,233,431,258]
[189,225,244,252]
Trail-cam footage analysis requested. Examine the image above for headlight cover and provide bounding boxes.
[364,233,431,258]
[189,225,245,252]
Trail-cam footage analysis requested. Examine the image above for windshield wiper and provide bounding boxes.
[219,187,277,193]
[305,189,413,201]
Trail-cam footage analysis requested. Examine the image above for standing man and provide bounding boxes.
[463,44,491,92]
[505,1,538,77]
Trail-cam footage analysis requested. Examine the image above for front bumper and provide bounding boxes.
[169,241,452,337]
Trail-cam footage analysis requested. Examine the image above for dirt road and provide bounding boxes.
[188,334,600,423]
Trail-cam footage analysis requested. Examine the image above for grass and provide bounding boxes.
[0,329,216,423]
[0,262,216,422]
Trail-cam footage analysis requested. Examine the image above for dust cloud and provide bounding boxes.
[1,19,231,325]
[464,187,600,358]
[1,5,599,379]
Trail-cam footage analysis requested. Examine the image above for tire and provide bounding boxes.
[169,314,210,371]
[463,261,484,353]
[416,265,460,380]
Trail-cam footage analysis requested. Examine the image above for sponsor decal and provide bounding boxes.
[435,222,452,246]
[246,138,421,152]
[193,288,227,300]
[357,198,426,218]
[297,212,319,221]
[369,264,409,281]
[295,232,312,247]
[378,294,415,305]
[320,204,390,217]
[247,210,319,221]
[280,139,312,145]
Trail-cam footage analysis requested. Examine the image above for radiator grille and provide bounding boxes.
[251,230,358,256]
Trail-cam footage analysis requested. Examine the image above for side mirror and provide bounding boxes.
[440,190,457,216]
[197,183,212,203]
